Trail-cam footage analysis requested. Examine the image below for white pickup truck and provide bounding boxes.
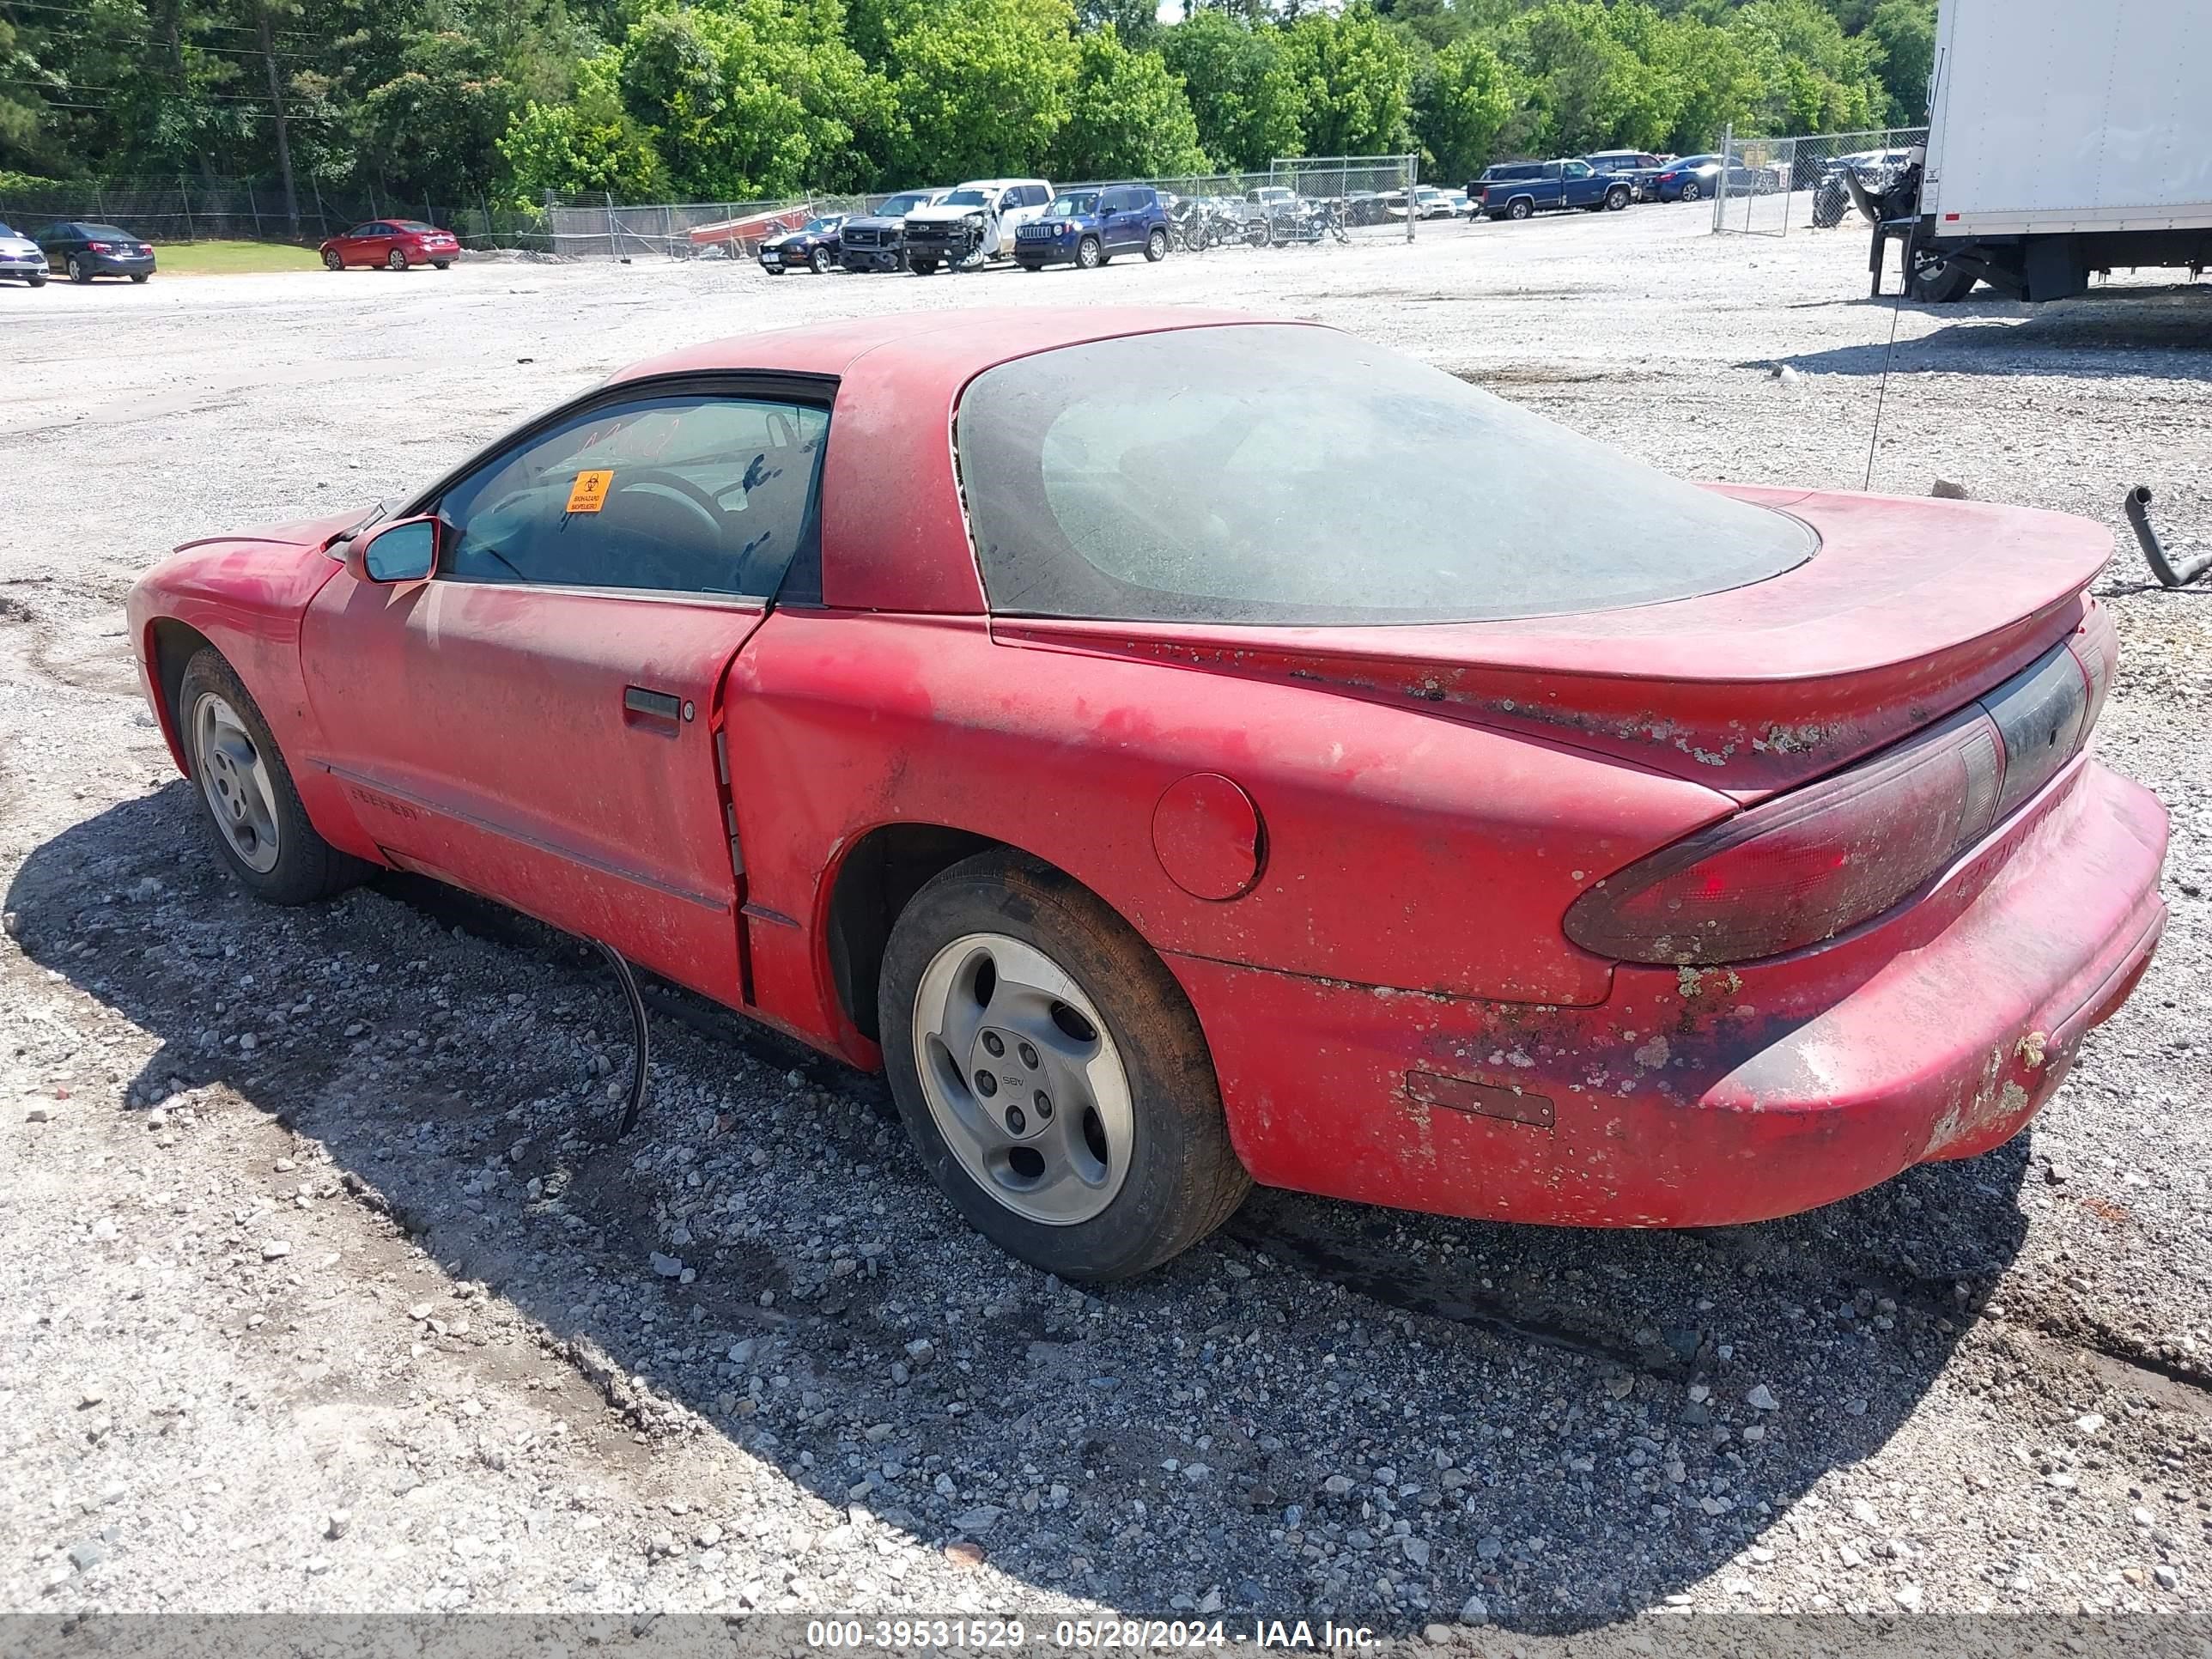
[901,179,1054,274]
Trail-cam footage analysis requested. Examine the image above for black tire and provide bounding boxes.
[431,258,451,270]
[1680,180,1702,203]
[811,246,833,275]
[322,249,344,271]
[68,254,91,283]
[177,648,374,905]
[1017,260,1043,271]
[1145,227,1168,262]
[1605,186,1630,211]
[27,272,46,288]
[1508,198,1534,222]
[131,272,150,283]
[386,249,408,270]
[1076,236,1102,270]
[908,257,939,276]
[1909,254,1978,304]
[879,851,1251,1281]
[764,265,786,275]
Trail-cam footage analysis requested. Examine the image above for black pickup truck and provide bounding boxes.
[837,189,944,273]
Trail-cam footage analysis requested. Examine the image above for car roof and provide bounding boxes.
[956,179,1048,190]
[610,309,1301,613]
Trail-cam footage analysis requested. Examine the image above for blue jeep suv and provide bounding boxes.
[1014,185,1170,270]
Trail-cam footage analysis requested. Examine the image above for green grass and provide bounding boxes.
[150,239,327,275]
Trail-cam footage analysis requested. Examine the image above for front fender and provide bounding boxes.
[129,533,351,816]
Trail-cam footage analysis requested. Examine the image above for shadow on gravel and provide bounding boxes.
[9,787,2037,1634]
[1753,284,2212,378]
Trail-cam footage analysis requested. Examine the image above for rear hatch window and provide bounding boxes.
[956,324,1815,625]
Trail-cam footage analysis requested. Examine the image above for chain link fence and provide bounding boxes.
[1711,125,1928,238]
[0,174,552,251]
[547,154,1426,262]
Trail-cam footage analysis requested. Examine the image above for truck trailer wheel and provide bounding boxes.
[1910,252,1977,304]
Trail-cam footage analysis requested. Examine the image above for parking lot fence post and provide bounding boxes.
[605,194,617,259]
[248,183,262,237]
[179,175,195,244]
[1406,153,1417,242]
[1714,123,1731,233]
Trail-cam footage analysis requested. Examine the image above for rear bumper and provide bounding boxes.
[1168,756,2167,1229]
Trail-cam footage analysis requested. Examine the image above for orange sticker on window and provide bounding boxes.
[565,469,614,514]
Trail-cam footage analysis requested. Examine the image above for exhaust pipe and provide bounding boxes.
[2125,485,2212,588]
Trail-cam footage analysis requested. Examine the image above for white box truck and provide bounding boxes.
[1892,0,2212,301]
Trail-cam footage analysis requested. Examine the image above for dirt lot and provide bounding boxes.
[3,205,2210,1642]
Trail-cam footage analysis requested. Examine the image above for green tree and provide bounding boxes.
[1076,0,1158,51]
[876,0,1077,183]
[1281,3,1413,156]
[1507,1,1656,155]
[356,30,520,201]
[1729,0,1883,132]
[1659,15,1763,151]
[603,0,885,200]
[1158,9,1304,170]
[1050,27,1208,180]
[1412,33,1516,182]
[500,50,665,199]
[1865,0,1934,122]
[1374,0,1473,53]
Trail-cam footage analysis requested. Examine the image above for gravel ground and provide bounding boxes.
[3,205,2210,1645]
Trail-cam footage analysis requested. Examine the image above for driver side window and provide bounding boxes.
[434,392,829,599]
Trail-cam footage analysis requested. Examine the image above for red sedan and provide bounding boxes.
[125,310,2167,1280]
[318,219,459,271]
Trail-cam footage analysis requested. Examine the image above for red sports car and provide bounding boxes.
[125,309,2167,1279]
[318,218,460,271]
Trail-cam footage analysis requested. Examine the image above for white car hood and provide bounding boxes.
[906,203,988,224]
[0,235,40,256]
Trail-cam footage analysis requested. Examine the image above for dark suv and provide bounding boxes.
[836,189,943,274]
[1013,185,1170,271]
[1583,150,1665,202]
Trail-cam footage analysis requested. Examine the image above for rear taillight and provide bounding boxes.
[88,240,111,252]
[1565,628,2106,965]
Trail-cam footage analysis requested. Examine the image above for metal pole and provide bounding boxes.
[1714,123,1730,233]
[179,175,195,242]
[605,193,617,258]
[248,183,262,237]
[1406,152,1417,242]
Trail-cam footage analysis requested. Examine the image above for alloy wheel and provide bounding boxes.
[192,691,283,874]
[911,931,1133,1226]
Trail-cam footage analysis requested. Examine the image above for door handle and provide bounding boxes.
[623,685,684,731]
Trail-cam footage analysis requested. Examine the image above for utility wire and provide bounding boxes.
[1862,258,1909,492]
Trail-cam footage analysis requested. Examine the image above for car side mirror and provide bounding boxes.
[353,515,437,584]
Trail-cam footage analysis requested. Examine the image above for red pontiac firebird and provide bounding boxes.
[126,309,2168,1279]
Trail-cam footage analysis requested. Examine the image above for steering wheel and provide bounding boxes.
[596,468,728,588]
[606,467,723,529]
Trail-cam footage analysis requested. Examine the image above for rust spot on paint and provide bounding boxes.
[1406,1070,1555,1130]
